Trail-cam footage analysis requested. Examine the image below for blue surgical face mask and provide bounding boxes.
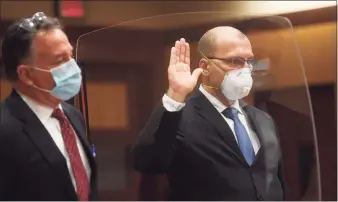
[32,59,82,101]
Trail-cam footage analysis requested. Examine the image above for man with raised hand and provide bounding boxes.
[133,26,286,201]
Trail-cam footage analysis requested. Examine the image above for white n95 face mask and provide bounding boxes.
[221,67,253,101]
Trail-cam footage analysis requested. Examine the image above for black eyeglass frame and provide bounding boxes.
[207,56,258,69]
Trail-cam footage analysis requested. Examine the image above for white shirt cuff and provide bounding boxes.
[162,94,186,112]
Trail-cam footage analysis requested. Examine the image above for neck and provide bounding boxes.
[202,83,232,107]
[14,81,60,109]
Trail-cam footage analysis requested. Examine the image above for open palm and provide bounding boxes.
[167,38,203,102]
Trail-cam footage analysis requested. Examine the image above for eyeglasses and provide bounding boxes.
[19,12,47,31]
[208,57,258,69]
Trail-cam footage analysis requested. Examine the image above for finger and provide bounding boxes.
[184,42,190,65]
[169,47,177,66]
[179,38,186,62]
[192,68,203,80]
[175,40,180,63]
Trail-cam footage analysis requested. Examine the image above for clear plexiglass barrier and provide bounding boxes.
[76,12,320,201]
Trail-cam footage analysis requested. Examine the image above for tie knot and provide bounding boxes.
[222,107,239,120]
[52,108,66,121]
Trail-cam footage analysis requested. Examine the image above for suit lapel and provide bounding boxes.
[62,103,91,153]
[240,101,263,142]
[240,101,279,168]
[7,90,77,200]
[61,103,97,185]
[189,91,247,165]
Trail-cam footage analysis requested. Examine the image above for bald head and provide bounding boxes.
[198,26,248,57]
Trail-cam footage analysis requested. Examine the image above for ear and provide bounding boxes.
[17,65,34,86]
[199,59,210,76]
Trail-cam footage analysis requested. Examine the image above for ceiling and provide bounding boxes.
[1,1,336,31]
[82,1,336,29]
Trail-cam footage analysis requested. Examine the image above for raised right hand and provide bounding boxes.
[167,38,203,103]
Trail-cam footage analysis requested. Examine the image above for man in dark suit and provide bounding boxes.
[133,26,286,200]
[0,12,97,200]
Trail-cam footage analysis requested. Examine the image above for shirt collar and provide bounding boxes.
[18,91,62,124]
[198,85,243,114]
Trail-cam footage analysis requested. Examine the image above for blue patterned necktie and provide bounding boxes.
[222,107,255,165]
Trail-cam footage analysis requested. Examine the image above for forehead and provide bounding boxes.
[32,28,72,56]
[215,37,253,58]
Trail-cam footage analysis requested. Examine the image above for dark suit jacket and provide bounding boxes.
[0,90,98,201]
[133,90,286,201]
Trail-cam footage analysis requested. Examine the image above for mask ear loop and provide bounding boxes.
[25,66,53,92]
[198,49,228,90]
[32,84,52,93]
[31,67,52,73]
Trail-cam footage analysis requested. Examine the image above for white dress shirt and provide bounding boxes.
[162,85,260,154]
[18,92,91,192]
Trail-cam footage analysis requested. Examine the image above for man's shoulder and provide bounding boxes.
[61,102,85,123]
[0,97,17,122]
[0,99,23,137]
[249,105,272,118]
[240,101,273,120]
[61,102,82,114]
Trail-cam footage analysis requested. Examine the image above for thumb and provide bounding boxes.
[192,68,203,80]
